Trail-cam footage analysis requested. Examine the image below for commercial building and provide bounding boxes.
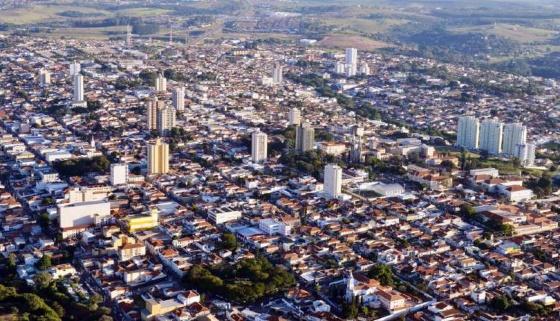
[251,130,268,163]
[324,164,342,199]
[127,208,159,232]
[110,163,128,185]
[456,116,480,150]
[208,207,242,224]
[479,119,504,155]
[147,139,169,175]
[259,218,291,236]
[296,121,315,153]
[58,199,111,229]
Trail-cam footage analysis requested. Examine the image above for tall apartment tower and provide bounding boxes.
[272,63,283,84]
[296,121,315,153]
[147,139,169,175]
[69,61,81,77]
[324,164,342,199]
[110,163,128,186]
[516,143,536,167]
[172,86,185,111]
[502,123,527,156]
[126,25,132,47]
[155,74,167,92]
[358,62,371,76]
[288,108,302,126]
[38,68,51,86]
[345,48,358,77]
[147,98,165,131]
[456,116,480,150]
[251,130,268,163]
[73,74,84,102]
[157,106,176,136]
[479,119,504,155]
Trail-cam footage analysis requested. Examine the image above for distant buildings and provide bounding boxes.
[516,143,536,167]
[288,108,302,126]
[38,68,50,86]
[110,163,128,186]
[69,60,80,77]
[73,74,84,103]
[345,48,358,77]
[251,130,268,163]
[155,74,167,92]
[157,105,176,136]
[147,139,169,175]
[147,98,165,131]
[456,116,480,150]
[295,121,314,153]
[324,164,342,199]
[172,86,185,111]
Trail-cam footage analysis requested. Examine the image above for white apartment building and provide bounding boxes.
[251,130,268,163]
[110,163,128,185]
[259,218,291,236]
[172,86,185,111]
[479,119,504,155]
[456,116,480,149]
[324,164,342,199]
[208,207,242,224]
[73,74,84,102]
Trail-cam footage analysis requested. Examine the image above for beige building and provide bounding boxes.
[147,98,165,131]
[147,139,169,175]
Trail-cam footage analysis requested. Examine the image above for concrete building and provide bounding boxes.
[259,218,291,236]
[208,207,242,224]
[335,61,346,74]
[288,108,302,126]
[251,130,268,163]
[110,163,128,185]
[58,199,111,229]
[272,63,283,84]
[479,119,504,155]
[69,60,80,76]
[516,143,536,167]
[172,86,185,111]
[38,68,51,86]
[147,139,169,175]
[359,62,371,76]
[73,74,84,102]
[456,116,480,150]
[147,98,165,131]
[155,74,167,92]
[503,123,527,156]
[156,105,176,136]
[296,121,315,153]
[127,208,159,232]
[345,48,358,77]
[324,164,342,199]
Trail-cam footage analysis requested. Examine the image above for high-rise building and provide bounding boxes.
[358,63,370,76]
[155,74,167,92]
[126,25,132,47]
[69,61,81,77]
[172,86,185,111]
[251,130,268,163]
[345,48,358,77]
[147,98,165,131]
[110,163,128,185]
[73,74,84,102]
[288,108,302,126]
[157,106,176,136]
[272,63,283,84]
[147,139,169,175]
[456,116,480,150]
[38,68,51,86]
[502,123,527,156]
[296,121,315,153]
[335,61,346,74]
[324,164,342,199]
[516,143,536,167]
[479,119,504,155]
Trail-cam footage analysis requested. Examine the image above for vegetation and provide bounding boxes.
[53,156,110,177]
[183,257,296,304]
[367,264,394,287]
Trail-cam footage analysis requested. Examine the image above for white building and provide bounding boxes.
[155,74,167,92]
[288,108,302,126]
[479,119,503,155]
[516,143,536,167]
[157,106,176,135]
[251,130,268,163]
[38,68,51,86]
[272,63,283,84]
[456,116,480,150]
[259,218,291,236]
[502,123,527,156]
[110,163,128,185]
[335,61,346,74]
[208,207,242,224]
[172,86,185,111]
[73,74,84,102]
[69,61,81,76]
[324,164,342,199]
[58,199,111,229]
[358,62,370,76]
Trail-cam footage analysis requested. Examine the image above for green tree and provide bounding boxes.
[219,232,238,251]
[33,272,52,289]
[368,264,394,286]
[36,255,52,270]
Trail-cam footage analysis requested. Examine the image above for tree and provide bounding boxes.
[490,295,511,312]
[36,255,52,270]
[7,253,17,271]
[219,232,238,251]
[460,203,477,219]
[33,272,52,289]
[342,300,359,319]
[368,264,394,286]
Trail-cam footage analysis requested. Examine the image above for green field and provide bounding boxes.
[452,23,558,44]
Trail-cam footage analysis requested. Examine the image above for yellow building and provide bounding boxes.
[128,208,159,232]
[147,138,169,175]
